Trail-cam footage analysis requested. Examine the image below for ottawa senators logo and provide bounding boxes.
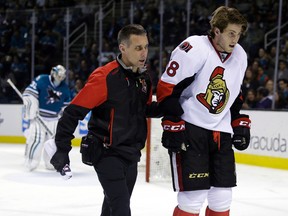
[179,41,192,53]
[139,79,147,93]
[196,67,229,114]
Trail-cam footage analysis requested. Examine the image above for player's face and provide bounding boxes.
[214,24,242,53]
[119,34,148,72]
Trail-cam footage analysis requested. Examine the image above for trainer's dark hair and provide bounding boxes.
[117,24,147,46]
[209,6,247,38]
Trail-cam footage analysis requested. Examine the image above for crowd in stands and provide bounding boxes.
[1,0,288,110]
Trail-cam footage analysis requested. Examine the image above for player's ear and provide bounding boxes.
[215,28,220,35]
[119,43,125,53]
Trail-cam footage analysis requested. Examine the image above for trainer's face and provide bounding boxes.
[119,34,148,72]
[214,24,242,53]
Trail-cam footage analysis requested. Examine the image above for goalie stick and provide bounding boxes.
[7,78,72,179]
[7,78,53,136]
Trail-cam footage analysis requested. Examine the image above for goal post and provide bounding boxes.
[144,117,171,183]
[146,118,151,182]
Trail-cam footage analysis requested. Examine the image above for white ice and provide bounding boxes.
[1,144,288,216]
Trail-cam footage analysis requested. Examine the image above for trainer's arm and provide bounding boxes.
[55,68,108,152]
[55,104,90,152]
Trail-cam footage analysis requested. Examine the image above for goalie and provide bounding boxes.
[22,65,71,171]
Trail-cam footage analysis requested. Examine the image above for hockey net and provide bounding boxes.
[139,118,172,182]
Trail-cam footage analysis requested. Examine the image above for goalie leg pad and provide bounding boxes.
[24,121,45,171]
[43,139,57,170]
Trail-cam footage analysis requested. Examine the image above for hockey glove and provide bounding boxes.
[50,150,72,179]
[161,116,186,153]
[231,114,251,151]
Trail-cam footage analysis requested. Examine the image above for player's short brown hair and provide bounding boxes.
[209,6,247,38]
[117,24,147,46]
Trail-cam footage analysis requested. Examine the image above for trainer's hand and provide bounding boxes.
[50,150,70,172]
[232,114,251,151]
[161,116,186,153]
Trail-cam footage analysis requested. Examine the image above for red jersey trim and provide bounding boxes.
[157,80,175,102]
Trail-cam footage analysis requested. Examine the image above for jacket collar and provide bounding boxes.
[117,54,147,74]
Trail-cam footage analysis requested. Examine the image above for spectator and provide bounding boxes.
[242,88,258,109]
[277,60,288,81]
[0,55,19,103]
[97,40,116,66]
[255,86,272,109]
[67,69,76,90]
[277,78,288,109]
[75,59,92,81]
[256,66,269,86]
[10,54,28,90]
[0,35,10,58]
[268,45,276,69]
[242,19,265,59]
[242,66,259,97]
[257,47,270,70]
[250,59,260,75]
[257,47,274,78]
[10,29,26,53]
[70,78,84,98]
[265,78,278,102]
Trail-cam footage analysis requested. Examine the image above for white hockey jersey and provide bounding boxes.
[157,35,247,133]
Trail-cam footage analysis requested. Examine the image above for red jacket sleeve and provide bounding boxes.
[72,68,108,109]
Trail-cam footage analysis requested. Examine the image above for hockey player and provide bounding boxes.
[157,6,251,216]
[49,24,162,216]
[22,65,71,171]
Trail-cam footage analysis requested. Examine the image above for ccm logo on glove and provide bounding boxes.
[231,114,251,151]
[232,119,251,128]
[161,116,186,153]
[162,120,185,132]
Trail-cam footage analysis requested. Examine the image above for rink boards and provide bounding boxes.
[235,110,288,170]
[0,105,288,170]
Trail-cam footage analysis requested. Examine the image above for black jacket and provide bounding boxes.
[55,56,162,162]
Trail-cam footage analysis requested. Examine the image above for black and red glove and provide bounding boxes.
[231,114,251,151]
[161,116,186,153]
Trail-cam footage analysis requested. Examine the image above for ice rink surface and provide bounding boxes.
[1,144,288,216]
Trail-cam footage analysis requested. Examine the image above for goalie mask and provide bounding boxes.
[51,65,66,87]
